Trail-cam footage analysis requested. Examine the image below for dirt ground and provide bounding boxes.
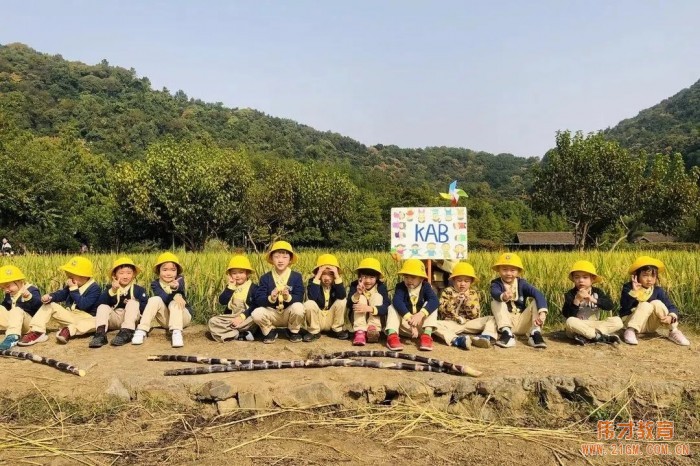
[0,326,698,465]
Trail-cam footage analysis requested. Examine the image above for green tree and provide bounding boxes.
[531,131,646,250]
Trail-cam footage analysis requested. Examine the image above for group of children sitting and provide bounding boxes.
[0,241,692,352]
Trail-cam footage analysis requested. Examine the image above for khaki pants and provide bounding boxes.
[30,303,96,337]
[208,315,255,342]
[487,300,539,337]
[304,299,347,334]
[433,316,496,345]
[386,305,439,337]
[137,297,191,332]
[252,303,305,336]
[95,301,141,331]
[565,316,623,340]
[352,292,384,332]
[623,300,675,334]
[0,306,32,335]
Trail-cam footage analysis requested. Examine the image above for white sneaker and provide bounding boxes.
[131,329,147,345]
[171,330,184,348]
[495,329,515,348]
[623,328,638,345]
[668,329,690,346]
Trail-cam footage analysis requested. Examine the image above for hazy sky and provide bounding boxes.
[2,0,699,157]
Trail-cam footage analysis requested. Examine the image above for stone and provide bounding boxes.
[238,391,256,409]
[217,398,239,414]
[272,382,340,407]
[195,380,236,401]
[255,390,273,408]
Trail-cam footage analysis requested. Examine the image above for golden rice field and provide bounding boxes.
[2,250,700,327]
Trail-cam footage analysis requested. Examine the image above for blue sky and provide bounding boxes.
[2,0,699,157]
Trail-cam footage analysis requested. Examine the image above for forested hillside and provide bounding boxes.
[605,79,700,168]
[1,43,566,252]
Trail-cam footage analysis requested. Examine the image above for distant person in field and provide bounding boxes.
[19,257,101,346]
[477,253,549,349]
[208,255,258,343]
[348,257,390,346]
[620,256,690,346]
[1,238,13,256]
[0,265,42,350]
[89,257,148,348]
[251,241,305,343]
[302,254,348,342]
[562,261,621,345]
[132,252,193,348]
[385,259,439,351]
[433,262,497,350]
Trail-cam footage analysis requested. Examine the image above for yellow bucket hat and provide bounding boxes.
[398,259,428,280]
[227,255,255,273]
[266,240,298,265]
[111,257,142,276]
[313,253,341,274]
[154,252,182,275]
[492,253,524,272]
[355,258,383,280]
[60,256,94,278]
[628,256,665,275]
[568,260,601,283]
[0,265,26,284]
[449,262,478,283]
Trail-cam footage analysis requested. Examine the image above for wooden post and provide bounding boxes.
[426,259,432,284]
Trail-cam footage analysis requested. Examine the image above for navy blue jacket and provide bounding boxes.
[562,286,614,319]
[392,281,439,317]
[620,282,678,317]
[151,277,193,315]
[490,278,547,311]
[219,283,259,317]
[346,280,390,317]
[97,284,149,312]
[1,285,42,316]
[49,281,102,315]
[254,270,304,308]
[307,278,346,310]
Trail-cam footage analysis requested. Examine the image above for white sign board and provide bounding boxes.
[390,207,468,260]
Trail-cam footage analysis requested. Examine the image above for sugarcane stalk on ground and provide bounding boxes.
[0,349,86,376]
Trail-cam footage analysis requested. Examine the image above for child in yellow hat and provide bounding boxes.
[562,261,621,345]
[208,255,259,343]
[480,253,548,349]
[303,254,348,342]
[349,257,390,346]
[433,262,496,350]
[385,259,439,351]
[89,257,149,348]
[251,241,305,343]
[621,256,690,346]
[0,265,42,350]
[132,252,192,348]
[19,256,101,346]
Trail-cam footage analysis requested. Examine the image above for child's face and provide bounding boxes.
[571,272,593,289]
[359,274,377,290]
[228,268,249,286]
[271,251,292,271]
[637,270,657,288]
[68,273,89,286]
[403,274,423,289]
[498,266,519,284]
[1,280,21,294]
[320,270,334,287]
[452,276,472,293]
[159,262,179,282]
[114,266,135,287]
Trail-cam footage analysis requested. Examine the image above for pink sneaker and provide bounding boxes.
[623,328,638,345]
[668,329,690,346]
[352,331,367,346]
